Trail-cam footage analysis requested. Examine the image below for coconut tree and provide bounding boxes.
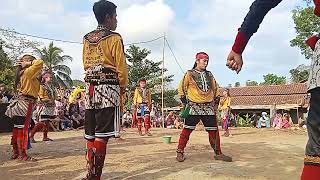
[36,42,73,88]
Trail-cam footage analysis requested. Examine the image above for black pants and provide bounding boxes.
[305,87,320,164]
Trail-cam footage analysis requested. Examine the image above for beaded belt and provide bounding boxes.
[85,67,119,85]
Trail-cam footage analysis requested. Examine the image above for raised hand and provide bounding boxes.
[226,50,243,74]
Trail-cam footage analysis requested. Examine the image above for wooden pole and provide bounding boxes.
[162,33,165,128]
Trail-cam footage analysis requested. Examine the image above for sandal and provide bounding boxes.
[146,132,152,136]
[11,154,19,160]
[43,138,53,142]
[214,154,232,162]
[176,150,185,162]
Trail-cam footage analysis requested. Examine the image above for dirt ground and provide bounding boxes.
[0,127,308,180]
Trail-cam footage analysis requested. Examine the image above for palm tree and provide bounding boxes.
[36,42,73,88]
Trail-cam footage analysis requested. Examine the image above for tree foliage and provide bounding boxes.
[0,28,41,61]
[152,89,180,108]
[125,45,177,107]
[246,80,258,86]
[260,73,286,85]
[0,40,15,91]
[289,64,310,83]
[291,2,320,59]
[36,42,73,88]
[72,80,86,88]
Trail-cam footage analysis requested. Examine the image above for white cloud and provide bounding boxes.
[118,0,174,41]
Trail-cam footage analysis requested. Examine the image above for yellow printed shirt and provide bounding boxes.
[219,97,231,110]
[178,70,219,104]
[19,59,44,98]
[38,84,55,104]
[133,88,152,107]
[82,28,128,88]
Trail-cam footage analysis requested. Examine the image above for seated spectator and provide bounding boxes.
[56,110,72,130]
[1,94,8,103]
[174,116,183,129]
[299,117,307,129]
[282,113,291,129]
[250,113,259,128]
[0,84,6,103]
[79,100,85,117]
[71,111,84,129]
[54,97,64,116]
[150,102,157,127]
[122,110,132,128]
[61,118,72,130]
[166,111,175,129]
[258,112,271,128]
[272,113,282,129]
[154,116,163,128]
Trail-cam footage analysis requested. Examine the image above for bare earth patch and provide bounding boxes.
[0,128,307,180]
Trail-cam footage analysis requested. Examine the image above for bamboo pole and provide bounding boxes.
[162,33,165,128]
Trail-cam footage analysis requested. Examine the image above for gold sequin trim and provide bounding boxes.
[304,155,320,164]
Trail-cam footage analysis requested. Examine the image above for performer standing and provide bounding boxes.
[301,31,320,179]
[82,0,128,179]
[219,88,232,137]
[226,1,320,179]
[133,79,152,136]
[5,52,43,161]
[30,71,55,143]
[176,52,232,162]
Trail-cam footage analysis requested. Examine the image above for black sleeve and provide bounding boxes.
[239,0,282,39]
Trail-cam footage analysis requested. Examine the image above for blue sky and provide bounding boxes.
[0,0,310,88]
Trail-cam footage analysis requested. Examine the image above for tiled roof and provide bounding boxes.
[231,94,307,106]
[229,83,307,96]
[219,83,308,107]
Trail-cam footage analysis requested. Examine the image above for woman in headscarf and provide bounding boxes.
[219,88,232,137]
[257,112,271,128]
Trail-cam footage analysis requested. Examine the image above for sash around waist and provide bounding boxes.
[85,67,119,85]
[18,94,37,102]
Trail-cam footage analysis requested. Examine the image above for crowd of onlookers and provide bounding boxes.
[121,110,184,129]
[43,92,85,131]
[0,84,85,132]
[0,84,13,104]
[249,111,306,129]
[1,83,308,132]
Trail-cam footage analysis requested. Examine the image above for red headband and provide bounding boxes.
[196,52,209,60]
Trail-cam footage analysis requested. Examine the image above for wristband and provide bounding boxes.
[232,31,249,54]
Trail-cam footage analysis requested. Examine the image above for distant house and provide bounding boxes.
[220,83,309,124]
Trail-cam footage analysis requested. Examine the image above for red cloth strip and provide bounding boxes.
[89,84,94,97]
[306,35,320,51]
[232,31,249,54]
[314,0,320,16]
[94,140,107,155]
[301,164,320,180]
[22,102,33,150]
[196,53,209,60]
[30,122,44,138]
[177,128,193,151]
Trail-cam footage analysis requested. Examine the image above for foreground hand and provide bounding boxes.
[226,50,243,74]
